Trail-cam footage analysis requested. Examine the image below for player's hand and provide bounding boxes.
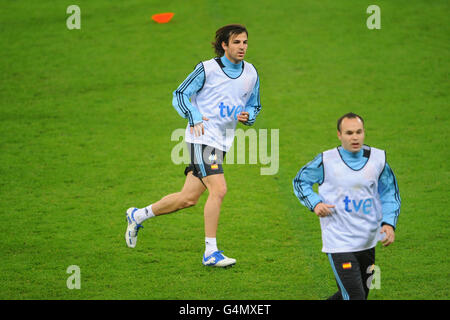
[313,203,335,217]
[380,224,395,247]
[237,111,249,123]
[190,117,209,137]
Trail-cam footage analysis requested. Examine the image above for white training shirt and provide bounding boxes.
[318,146,386,253]
[185,58,258,152]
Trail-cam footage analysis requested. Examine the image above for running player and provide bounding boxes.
[125,24,261,268]
[293,113,401,299]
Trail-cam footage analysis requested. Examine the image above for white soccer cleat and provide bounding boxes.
[125,207,144,248]
[202,250,236,268]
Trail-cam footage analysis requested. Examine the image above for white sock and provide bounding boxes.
[205,237,218,256]
[134,204,155,224]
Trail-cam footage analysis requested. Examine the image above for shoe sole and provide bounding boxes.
[203,263,236,268]
[125,209,137,248]
[125,230,136,248]
[202,260,236,268]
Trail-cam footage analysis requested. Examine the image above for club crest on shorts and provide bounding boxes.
[208,154,217,162]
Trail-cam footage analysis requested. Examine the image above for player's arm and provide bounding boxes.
[378,162,401,246]
[172,63,208,136]
[292,154,333,217]
[238,76,261,125]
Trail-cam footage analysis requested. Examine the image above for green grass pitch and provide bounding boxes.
[0,0,448,300]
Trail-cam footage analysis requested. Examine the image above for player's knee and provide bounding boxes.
[211,185,227,200]
[180,196,198,209]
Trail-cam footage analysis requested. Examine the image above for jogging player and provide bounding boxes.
[293,113,401,299]
[125,24,261,268]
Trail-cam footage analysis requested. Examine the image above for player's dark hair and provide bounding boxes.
[337,113,365,132]
[212,24,248,57]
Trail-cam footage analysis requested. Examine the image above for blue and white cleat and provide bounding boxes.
[125,207,144,248]
[202,250,236,268]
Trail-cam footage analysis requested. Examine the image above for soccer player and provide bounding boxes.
[125,24,261,268]
[292,113,401,300]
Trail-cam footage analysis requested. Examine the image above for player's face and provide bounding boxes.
[337,117,365,153]
[222,32,248,64]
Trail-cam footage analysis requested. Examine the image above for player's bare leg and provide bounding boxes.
[201,173,236,267]
[125,172,205,248]
[151,171,206,215]
[202,173,227,238]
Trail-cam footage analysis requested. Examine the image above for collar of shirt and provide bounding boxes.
[220,55,243,78]
[338,146,367,170]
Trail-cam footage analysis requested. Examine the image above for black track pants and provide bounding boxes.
[326,248,376,300]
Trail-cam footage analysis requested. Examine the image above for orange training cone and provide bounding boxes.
[151,12,174,24]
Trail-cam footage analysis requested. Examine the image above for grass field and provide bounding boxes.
[0,0,448,300]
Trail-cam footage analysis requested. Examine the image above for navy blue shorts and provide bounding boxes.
[184,143,226,179]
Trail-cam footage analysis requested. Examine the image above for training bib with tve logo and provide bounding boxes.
[186,58,258,152]
[318,146,386,253]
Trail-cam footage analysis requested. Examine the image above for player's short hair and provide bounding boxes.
[212,24,248,57]
[337,112,365,132]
